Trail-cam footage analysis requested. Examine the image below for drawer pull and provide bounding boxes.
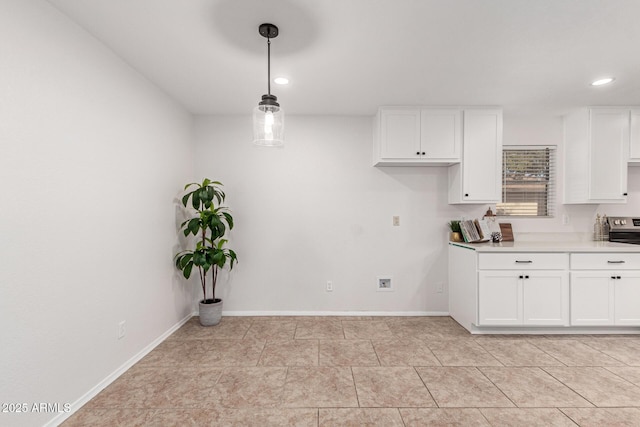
[515,260,533,263]
[607,260,625,264]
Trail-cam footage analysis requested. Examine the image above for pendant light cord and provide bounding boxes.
[267,37,271,96]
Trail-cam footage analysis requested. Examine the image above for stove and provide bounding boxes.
[608,216,640,245]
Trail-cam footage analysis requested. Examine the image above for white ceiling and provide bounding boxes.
[47,0,640,116]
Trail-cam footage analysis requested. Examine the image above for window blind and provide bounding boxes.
[496,146,556,217]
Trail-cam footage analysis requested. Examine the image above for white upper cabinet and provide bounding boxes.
[448,109,503,204]
[630,109,640,163]
[420,109,461,162]
[377,108,421,162]
[374,106,502,204]
[564,107,632,204]
[374,107,461,165]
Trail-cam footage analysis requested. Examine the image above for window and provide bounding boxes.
[496,146,556,217]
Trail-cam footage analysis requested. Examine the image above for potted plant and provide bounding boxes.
[448,220,463,242]
[175,178,238,326]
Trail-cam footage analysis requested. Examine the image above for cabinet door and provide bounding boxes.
[570,272,615,326]
[589,109,629,201]
[461,109,502,202]
[420,109,461,162]
[478,271,522,325]
[614,272,640,325]
[379,109,421,160]
[523,271,569,326]
[630,109,640,162]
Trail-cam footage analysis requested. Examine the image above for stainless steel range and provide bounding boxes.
[608,216,640,245]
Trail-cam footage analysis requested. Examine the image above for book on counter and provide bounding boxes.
[475,219,492,240]
[459,219,489,243]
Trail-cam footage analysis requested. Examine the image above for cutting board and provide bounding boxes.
[499,223,514,241]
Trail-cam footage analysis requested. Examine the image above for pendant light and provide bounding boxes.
[253,23,284,146]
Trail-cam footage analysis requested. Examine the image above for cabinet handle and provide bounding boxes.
[416,151,420,155]
[607,260,625,264]
[518,275,523,279]
[515,260,533,263]
[623,193,628,196]
[464,193,469,197]
[421,152,426,155]
[617,276,621,280]
[611,276,616,279]
[525,275,530,279]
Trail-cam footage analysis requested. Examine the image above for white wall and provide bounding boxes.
[194,116,488,314]
[195,113,640,315]
[0,1,194,426]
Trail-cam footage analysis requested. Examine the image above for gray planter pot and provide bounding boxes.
[199,299,223,326]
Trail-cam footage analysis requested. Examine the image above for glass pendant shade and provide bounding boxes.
[253,104,284,146]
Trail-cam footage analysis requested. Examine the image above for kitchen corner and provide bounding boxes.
[449,229,640,335]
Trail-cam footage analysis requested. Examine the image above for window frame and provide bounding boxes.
[496,145,556,218]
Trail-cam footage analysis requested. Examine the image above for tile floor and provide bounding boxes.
[62,316,640,426]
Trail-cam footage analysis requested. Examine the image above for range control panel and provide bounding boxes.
[608,217,640,231]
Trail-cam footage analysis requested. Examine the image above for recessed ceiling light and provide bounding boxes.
[591,77,615,86]
[274,77,289,85]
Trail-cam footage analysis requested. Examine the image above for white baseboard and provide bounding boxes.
[221,310,450,317]
[45,313,193,427]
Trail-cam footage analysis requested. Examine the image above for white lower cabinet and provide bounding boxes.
[478,270,569,326]
[449,245,640,333]
[571,270,640,326]
[615,274,640,325]
[570,272,615,326]
[523,272,570,325]
[478,271,521,325]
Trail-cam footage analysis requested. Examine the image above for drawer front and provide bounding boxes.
[478,253,568,270]
[571,253,640,270]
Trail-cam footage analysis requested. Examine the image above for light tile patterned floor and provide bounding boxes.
[63,316,640,426]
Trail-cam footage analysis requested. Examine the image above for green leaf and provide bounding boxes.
[182,261,193,279]
[191,190,200,209]
[188,218,200,235]
[215,188,225,205]
[202,187,213,209]
[181,192,191,207]
[202,178,211,187]
[212,251,225,268]
[229,249,238,269]
[222,212,234,229]
[193,251,206,266]
[179,253,193,269]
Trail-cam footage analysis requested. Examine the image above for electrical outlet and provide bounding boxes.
[118,321,126,339]
[377,276,394,292]
[326,281,333,292]
[392,216,400,226]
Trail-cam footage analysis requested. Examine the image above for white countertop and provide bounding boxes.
[450,240,640,253]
